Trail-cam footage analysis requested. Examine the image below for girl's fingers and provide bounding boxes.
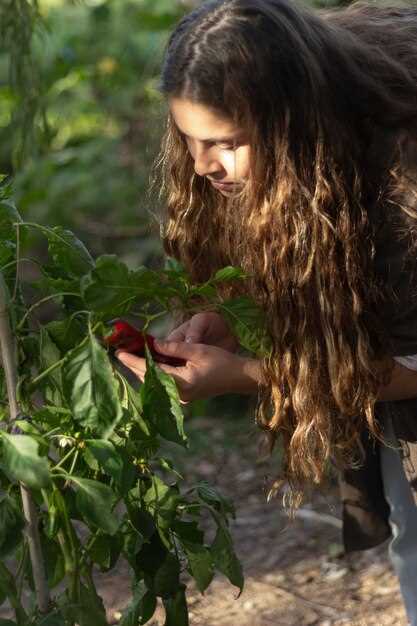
[153,339,202,360]
[116,350,188,386]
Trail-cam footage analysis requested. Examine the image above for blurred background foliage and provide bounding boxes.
[0,0,351,421]
[1,0,352,266]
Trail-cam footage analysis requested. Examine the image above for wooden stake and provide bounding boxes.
[0,271,50,614]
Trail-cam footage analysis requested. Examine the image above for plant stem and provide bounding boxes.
[0,270,50,614]
[53,446,77,471]
[1,256,43,273]
[12,221,21,302]
[30,322,101,389]
[17,292,80,330]
[0,562,28,624]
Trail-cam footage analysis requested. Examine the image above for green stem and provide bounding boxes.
[0,270,50,613]
[56,499,80,608]
[30,356,67,388]
[79,530,100,570]
[63,450,79,489]
[17,292,80,330]
[68,449,79,476]
[52,446,77,471]
[16,541,29,601]
[57,529,75,575]
[30,322,101,389]
[44,426,62,438]
[12,221,21,302]
[0,561,29,624]
[1,257,43,272]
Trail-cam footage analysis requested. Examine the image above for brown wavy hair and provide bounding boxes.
[155,0,417,505]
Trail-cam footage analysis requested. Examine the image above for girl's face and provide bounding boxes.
[169,97,251,195]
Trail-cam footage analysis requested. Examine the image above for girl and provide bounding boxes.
[116,1,417,622]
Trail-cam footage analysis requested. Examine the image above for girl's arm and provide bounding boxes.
[231,356,264,395]
[235,356,417,402]
[235,358,417,402]
[376,358,417,402]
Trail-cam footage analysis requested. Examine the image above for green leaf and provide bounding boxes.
[210,525,244,594]
[72,477,119,535]
[0,564,16,602]
[89,533,122,571]
[212,266,248,282]
[118,580,149,626]
[0,240,16,268]
[162,584,189,626]
[45,226,94,279]
[139,590,157,625]
[63,328,123,437]
[84,440,123,484]
[33,406,72,430]
[135,528,167,576]
[0,494,24,557]
[172,520,204,545]
[0,433,51,489]
[157,457,184,481]
[33,276,80,299]
[0,200,22,241]
[220,296,272,356]
[154,552,181,598]
[197,482,235,518]
[35,611,65,626]
[81,255,159,316]
[13,421,49,457]
[45,317,86,353]
[141,348,187,448]
[123,529,145,568]
[125,382,157,441]
[39,327,63,405]
[143,475,180,531]
[127,508,155,541]
[67,583,108,626]
[0,174,13,200]
[0,620,18,626]
[183,541,214,594]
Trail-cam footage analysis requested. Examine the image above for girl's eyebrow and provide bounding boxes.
[180,131,244,143]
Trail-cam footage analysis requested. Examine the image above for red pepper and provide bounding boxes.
[104,320,186,367]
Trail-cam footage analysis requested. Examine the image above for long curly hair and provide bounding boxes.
[155,0,417,505]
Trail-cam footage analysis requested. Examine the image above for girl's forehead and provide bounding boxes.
[169,97,243,141]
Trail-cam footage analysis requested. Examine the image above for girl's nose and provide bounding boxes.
[193,149,222,178]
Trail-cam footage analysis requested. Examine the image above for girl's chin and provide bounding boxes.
[215,185,244,196]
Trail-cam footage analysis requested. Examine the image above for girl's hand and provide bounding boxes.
[116,339,261,403]
[167,312,239,353]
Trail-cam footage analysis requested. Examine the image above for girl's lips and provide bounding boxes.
[211,181,240,191]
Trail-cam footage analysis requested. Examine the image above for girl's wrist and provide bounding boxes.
[232,356,263,395]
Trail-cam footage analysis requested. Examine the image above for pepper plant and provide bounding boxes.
[0,178,270,625]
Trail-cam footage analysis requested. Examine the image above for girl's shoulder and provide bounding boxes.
[371,128,417,355]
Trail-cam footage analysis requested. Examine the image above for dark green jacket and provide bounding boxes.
[341,135,417,552]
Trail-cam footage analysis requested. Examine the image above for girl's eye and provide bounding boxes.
[218,143,236,150]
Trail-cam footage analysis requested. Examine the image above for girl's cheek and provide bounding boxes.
[223,147,250,181]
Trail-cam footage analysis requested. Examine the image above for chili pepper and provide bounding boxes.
[104,320,186,367]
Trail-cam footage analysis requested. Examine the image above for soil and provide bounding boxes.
[1,411,408,626]
[102,411,408,626]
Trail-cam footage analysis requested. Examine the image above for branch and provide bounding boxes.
[0,271,50,614]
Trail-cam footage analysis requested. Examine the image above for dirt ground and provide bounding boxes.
[100,412,408,626]
[1,411,408,626]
